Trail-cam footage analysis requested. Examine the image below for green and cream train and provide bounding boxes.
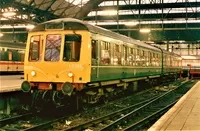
[21,18,182,107]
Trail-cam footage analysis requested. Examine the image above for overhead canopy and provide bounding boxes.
[0,0,199,42]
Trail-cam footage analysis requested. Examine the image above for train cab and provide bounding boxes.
[21,19,92,95]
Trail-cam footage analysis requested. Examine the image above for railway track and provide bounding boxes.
[0,112,32,127]
[58,80,194,131]
[0,82,162,130]
[99,80,195,131]
[0,79,194,131]
[61,96,161,131]
[0,110,73,131]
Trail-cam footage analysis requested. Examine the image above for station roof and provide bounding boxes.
[0,0,200,43]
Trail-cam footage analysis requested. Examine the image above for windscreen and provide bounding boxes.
[29,35,43,61]
[63,34,81,62]
[44,34,61,61]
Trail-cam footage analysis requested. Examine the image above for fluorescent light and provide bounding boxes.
[139,28,151,33]
[2,12,16,17]
[124,22,138,26]
[65,0,89,6]
[0,24,35,29]
[103,10,117,16]
[87,19,200,26]
[26,24,35,29]
[88,21,138,26]
[0,33,3,37]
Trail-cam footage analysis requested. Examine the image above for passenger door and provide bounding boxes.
[91,39,99,81]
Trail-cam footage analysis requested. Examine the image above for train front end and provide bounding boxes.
[21,19,92,105]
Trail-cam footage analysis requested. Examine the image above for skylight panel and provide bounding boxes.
[65,0,89,6]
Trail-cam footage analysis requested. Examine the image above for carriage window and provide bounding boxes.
[144,51,148,66]
[158,54,161,66]
[149,52,152,66]
[113,44,121,65]
[164,55,167,66]
[8,51,12,61]
[128,48,135,66]
[63,34,81,62]
[141,50,145,66]
[44,34,61,61]
[152,53,156,66]
[29,35,42,61]
[123,46,128,65]
[136,49,141,66]
[21,53,25,62]
[101,41,111,65]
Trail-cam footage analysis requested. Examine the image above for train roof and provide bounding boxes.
[32,18,161,51]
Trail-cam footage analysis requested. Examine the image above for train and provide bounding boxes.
[21,18,182,109]
[0,42,25,73]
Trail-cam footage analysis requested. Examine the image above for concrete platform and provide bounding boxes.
[148,81,200,131]
[0,75,23,93]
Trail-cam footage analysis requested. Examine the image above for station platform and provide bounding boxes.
[148,81,200,131]
[0,75,23,93]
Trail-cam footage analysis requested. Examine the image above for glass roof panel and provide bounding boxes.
[99,0,198,6]
[65,0,90,6]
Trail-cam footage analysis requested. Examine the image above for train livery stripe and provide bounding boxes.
[0,61,24,65]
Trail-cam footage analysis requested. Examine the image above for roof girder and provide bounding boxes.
[95,2,200,11]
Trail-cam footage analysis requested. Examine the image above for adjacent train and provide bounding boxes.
[21,18,182,108]
[0,43,25,73]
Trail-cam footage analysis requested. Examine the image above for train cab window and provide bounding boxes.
[63,34,81,62]
[29,35,42,61]
[44,34,61,61]
[100,41,111,65]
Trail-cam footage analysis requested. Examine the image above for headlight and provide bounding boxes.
[68,72,73,77]
[31,71,36,76]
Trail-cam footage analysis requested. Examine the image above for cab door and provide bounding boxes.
[91,39,99,81]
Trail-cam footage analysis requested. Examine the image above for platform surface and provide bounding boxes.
[148,80,200,131]
[0,75,23,93]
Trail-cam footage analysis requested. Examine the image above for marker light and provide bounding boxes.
[139,28,151,33]
[68,72,73,77]
[31,71,36,76]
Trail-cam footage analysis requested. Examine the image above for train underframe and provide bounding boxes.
[22,73,179,111]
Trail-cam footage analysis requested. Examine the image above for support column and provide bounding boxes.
[166,41,169,51]
[4,97,11,115]
[133,81,138,92]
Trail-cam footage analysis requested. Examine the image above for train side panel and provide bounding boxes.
[90,34,162,82]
